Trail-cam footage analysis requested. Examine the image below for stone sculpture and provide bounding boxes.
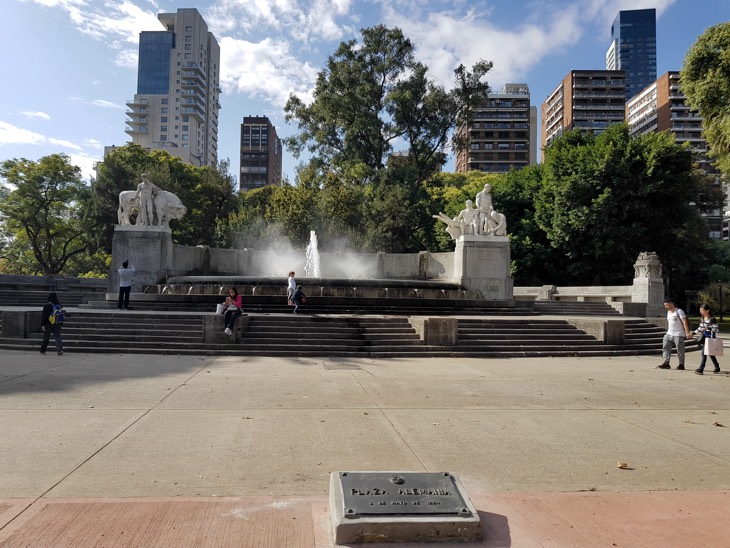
[118,185,187,228]
[433,184,507,241]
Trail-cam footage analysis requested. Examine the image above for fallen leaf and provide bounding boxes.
[713,422,725,427]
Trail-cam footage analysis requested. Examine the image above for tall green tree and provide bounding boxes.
[284,24,490,184]
[681,21,730,175]
[536,125,717,290]
[0,154,88,275]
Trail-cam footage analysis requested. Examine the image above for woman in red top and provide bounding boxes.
[223,287,243,335]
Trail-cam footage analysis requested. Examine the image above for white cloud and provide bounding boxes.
[390,5,579,87]
[0,120,82,151]
[0,121,46,145]
[207,0,355,43]
[67,152,100,181]
[91,99,125,109]
[220,36,319,106]
[21,111,52,120]
[26,0,162,67]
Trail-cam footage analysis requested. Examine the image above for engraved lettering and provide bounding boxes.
[397,488,452,496]
[351,488,388,496]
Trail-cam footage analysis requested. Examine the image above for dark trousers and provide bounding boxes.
[699,337,721,371]
[41,324,63,353]
[118,286,131,309]
[224,309,242,329]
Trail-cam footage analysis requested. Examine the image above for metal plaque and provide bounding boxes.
[338,472,473,518]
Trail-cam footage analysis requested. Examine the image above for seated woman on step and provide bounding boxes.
[222,287,243,335]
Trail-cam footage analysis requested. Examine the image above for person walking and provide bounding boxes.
[657,297,692,370]
[291,285,306,314]
[693,304,722,375]
[222,287,243,335]
[287,271,297,305]
[40,292,64,355]
[117,261,136,310]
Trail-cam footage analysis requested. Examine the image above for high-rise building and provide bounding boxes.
[239,116,283,192]
[455,84,537,173]
[605,9,657,101]
[541,70,626,148]
[627,71,724,238]
[125,8,221,167]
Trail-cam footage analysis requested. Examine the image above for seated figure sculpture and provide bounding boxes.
[433,185,508,241]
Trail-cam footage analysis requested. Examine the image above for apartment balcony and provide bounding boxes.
[125,126,147,135]
[126,97,149,108]
[181,79,207,96]
[125,117,148,126]
[181,106,205,123]
[181,90,206,107]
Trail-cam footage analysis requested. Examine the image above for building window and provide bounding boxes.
[161,126,167,132]
[161,108,168,114]
[160,135,167,141]
[182,125,189,131]
[161,98,168,104]
[161,117,168,123]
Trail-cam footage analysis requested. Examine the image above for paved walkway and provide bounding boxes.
[0,349,728,547]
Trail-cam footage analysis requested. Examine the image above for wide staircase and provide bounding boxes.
[0,289,105,308]
[0,310,672,358]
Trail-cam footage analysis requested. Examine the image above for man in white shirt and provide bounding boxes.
[117,261,136,310]
[657,297,692,370]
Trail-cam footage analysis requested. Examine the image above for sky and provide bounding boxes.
[2,0,729,183]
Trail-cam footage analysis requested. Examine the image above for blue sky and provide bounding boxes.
[2,0,728,182]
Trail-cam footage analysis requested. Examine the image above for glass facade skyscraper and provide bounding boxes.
[126,8,221,168]
[605,9,657,101]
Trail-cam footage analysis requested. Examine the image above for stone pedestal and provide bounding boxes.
[108,225,173,293]
[202,314,248,343]
[453,236,513,301]
[631,252,665,317]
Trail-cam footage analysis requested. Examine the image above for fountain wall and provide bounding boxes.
[109,229,456,292]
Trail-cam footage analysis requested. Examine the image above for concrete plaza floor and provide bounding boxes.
[0,349,728,547]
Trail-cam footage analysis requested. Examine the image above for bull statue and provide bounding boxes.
[118,189,187,228]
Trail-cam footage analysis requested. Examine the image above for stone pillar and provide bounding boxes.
[453,236,513,301]
[108,225,174,293]
[631,251,665,317]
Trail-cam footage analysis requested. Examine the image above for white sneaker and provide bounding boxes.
[224,327,232,335]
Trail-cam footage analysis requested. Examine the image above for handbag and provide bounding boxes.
[301,295,308,304]
[215,303,225,315]
[704,336,724,356]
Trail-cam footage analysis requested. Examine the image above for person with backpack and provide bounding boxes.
[41,292,65,355]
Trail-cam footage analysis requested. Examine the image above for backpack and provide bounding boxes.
[48,303,65,325]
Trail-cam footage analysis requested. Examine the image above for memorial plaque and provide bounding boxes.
[338,471,472,518]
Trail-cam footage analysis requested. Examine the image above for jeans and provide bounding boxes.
[662,333,685,365]
[118,286,131,309]
[698,336,720,371]
[224,309,242,329]
[41,324,63,353]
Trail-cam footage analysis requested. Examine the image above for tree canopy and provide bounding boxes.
[0,154,88,275]
[535,124,718,290]
[284,24,490,184]
[681,21,730,175]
